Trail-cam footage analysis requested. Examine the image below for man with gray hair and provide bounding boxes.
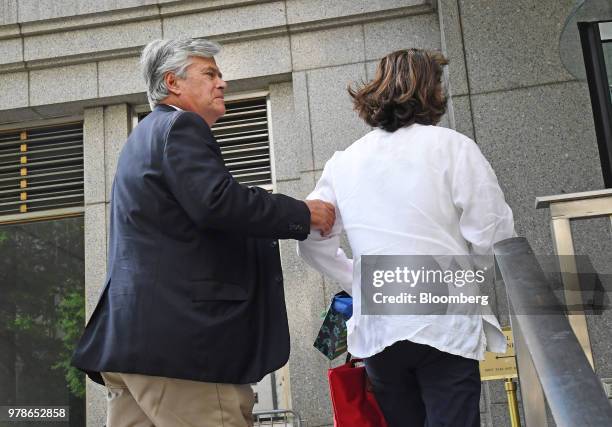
[71,38,335,426]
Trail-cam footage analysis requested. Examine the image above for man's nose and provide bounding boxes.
[217,78,227,90]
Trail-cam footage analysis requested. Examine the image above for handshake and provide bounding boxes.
[305,200,336,236]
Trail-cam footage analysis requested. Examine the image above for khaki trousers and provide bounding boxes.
[101,372,255,427]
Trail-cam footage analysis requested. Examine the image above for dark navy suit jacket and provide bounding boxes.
[71,104,310,385]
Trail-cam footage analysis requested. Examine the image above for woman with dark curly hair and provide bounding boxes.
[298,49,515,427]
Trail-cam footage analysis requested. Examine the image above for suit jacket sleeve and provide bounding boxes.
[162,111,310,239]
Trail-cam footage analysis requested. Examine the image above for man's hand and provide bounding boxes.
[305,200,336,236]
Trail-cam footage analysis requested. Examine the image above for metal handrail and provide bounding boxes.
[494,237,612,427]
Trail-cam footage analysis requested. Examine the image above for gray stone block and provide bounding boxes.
[587,309,612,379]
[85,380,107,427]
[30,63,97,105]
[18,0,71,21]
[81,0,158,15]
[269,82,302,181]
[284,294,333,420]
[83,107,106,205]
[276,172,316,201]
[84,202,107,321]
[276,175,334,426]
[291,24,364,71]
[449,94,474,140]
[488,379,509,404]
[106,202,111,243]
[459,0,575,94]
[216,36,291,81]
[24,20,161,62]
[286,0,429,25]
[438,107,451,129]
[98,56,144,98]
[480,381,487,412]
[103,104,131,202]
[569,218,612,286]
[0,37,22,65]
[364,13,441,61]
[489,402,511,427]
[290,71,315,172]
[0,71,28,109]
[0,106,42,125]
[286,343,332,427]
[19,5,159,38]
[0,0,17,25]
[365,60,378,81]
[17,0,158,22]
[162,1,286,39]
[307,63,370,169]
[470,81,603,256]
[0,24,19,42]
[488,399,525,427]
[570,218,612,378]
[481,382,492,426]
[438,0,469,96]
[29,98,131,122]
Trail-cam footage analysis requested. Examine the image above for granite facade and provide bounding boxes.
[0,1,609,426]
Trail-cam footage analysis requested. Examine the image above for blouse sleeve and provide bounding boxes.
[451,138,516,256]
[297,153,354,294]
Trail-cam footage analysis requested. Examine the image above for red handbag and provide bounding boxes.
[327,356,388,427]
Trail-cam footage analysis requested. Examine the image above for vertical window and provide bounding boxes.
[580,20,612,187]
[599,21,612,100]
[0,122,85,426]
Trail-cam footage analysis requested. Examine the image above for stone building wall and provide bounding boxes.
[0,1,609,426]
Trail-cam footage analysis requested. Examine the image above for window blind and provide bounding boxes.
[0,122,84,217]
[139,97,273,187]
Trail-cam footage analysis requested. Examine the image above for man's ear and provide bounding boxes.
[164,72,181,96]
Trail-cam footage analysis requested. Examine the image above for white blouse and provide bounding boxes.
[297,124,516,360]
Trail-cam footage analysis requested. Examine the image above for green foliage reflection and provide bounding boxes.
[54,289,86,398]
[0,218,85,414]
